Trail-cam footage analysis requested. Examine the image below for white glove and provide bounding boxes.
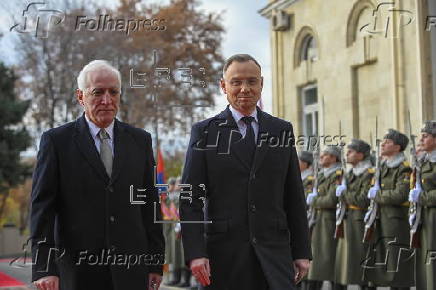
[409,188,422,203]
[336,184,347,197]
[367,185,380,200]
[409,213,416,226]
[306,192,317,205]
[174,223,181,233]
[364,210,371,223]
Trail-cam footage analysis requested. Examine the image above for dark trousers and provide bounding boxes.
[305,280,322,290]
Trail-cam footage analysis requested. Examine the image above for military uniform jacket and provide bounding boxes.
[416,151,436,290]
[301,169,314,199]
[335,166,373,285]
[308,165,341,281]
[363,154,414,287]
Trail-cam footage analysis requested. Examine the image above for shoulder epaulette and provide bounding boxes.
[336,170,342,176]
[368,168,375,174]
[307,176,314,181]
[402,161,410,167]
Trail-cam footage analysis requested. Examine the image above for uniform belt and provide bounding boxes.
[347,205,366,210]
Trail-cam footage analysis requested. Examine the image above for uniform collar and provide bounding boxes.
[383,151,406,168]
[425,149,436,162]
[323,162,341,178]
[301,168,313,181]
[352,159,372,176]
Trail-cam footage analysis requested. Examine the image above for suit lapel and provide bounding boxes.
[73,115,109,183]
[111,120,128,183]
[216,108,251,171]
[252,109,271,174]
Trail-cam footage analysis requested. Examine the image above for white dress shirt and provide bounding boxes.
[85,114,115,155]
[229,105,259,142]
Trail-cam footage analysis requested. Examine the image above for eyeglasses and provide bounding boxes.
[226,78,261,88]
[86,88,121,99]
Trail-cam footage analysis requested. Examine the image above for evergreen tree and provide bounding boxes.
[0,61,31,217]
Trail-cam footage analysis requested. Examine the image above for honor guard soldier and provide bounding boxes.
[306,146,342,290]
[334,139,375,290]
[163,178,179,285]
[299,151,315,198]
[173,177,192,287]
[363,129,415,289]
[298,150,315,290]
[408,121,436,290]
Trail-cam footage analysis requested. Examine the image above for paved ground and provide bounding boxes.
[0,258,415,290]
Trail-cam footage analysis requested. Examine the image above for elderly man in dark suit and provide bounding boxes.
[180,54,311,290]
[30,60,165,290]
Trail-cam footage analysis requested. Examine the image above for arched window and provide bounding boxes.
[346,0,375,47]
[300,35,317,62]
[294,27,319,68]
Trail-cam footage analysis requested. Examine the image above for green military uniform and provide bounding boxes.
[302,168,314,198]
[298,167,313,289]
[416,149,436,290]
[162,178,179,285]
[299,150,315,199]
[308,163,341,282]
[335,160,374,285]
[162,194,174,265]
[363,152,415,287]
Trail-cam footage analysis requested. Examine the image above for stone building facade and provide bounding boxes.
[259,0,436,145]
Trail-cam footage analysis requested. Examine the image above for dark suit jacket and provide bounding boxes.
[30,115,164,290]
[180,107,311,290]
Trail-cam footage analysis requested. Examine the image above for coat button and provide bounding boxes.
[110,216,115,222]
[250,204,256,212]
[250,173,256,180]
[107,186,114,193]
[252,237,257,244]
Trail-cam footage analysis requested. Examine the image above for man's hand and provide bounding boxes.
[148,273,162,290]
[190,257,211,286]
[33,276,59,290]
[293,259,310,284]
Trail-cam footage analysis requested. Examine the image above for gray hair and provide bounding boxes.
[77,60,121,91]
[222,54,261,76]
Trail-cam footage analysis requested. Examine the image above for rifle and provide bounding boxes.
[335,121,347,239]
[363,117,380,243]
[307,137,320,238]
[408,111,422,248]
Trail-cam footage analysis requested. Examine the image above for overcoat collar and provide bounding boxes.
[73,114,128,184]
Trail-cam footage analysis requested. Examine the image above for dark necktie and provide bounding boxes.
[241,116,256,164]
